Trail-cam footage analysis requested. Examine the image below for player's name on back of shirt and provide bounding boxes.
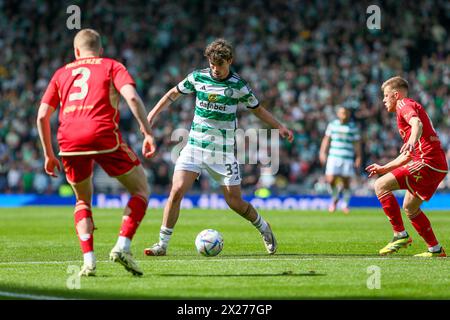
[65,58,103,69]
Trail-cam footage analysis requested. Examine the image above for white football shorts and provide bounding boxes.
[325,156,355,177]
[174,145,241,186]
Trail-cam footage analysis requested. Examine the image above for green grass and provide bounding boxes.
[0,207,449,299]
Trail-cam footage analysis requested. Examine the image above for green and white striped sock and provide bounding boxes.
[158,226,173,249]
[252,213,268,233]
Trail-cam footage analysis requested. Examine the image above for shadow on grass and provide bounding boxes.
[149,253,418,261]
[157,272,325,277]
[1,284,448,300]
[218,253,404,258]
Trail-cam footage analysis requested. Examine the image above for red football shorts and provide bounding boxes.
[392,161,447,201]
[62,143,141,184]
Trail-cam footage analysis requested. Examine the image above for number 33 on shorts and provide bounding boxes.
[225,162,240,180]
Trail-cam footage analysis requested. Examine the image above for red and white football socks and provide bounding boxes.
[409,210,440,250]
[74,200,95,266]
[377,192,405,236]
[116,195,148,251]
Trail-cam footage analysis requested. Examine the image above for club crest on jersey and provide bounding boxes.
[224,88,233,97]
[208,94,218,102]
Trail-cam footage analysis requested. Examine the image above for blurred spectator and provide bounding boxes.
[0,0,448,195]
[7,163,21,193]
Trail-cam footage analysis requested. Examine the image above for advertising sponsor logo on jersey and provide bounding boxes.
[199,100,226,111]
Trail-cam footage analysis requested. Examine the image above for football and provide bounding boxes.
[195,229,224,257]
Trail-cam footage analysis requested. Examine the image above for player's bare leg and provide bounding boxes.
[341,177,351,214]
[70,176,96,276]
[144,170,198,256]
[162,170,198,228]
[402,192,446,257]
[374,173,412,255]
[222,185,277,254]
[326,175,339,212]
[109,165,150,276]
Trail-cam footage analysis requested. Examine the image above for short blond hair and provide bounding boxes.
[204,39,233,64]
[74,28,102,52]
[381,76,409,94]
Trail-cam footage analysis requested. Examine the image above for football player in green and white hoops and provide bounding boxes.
[144,39,293,256]
[319,106,362,214]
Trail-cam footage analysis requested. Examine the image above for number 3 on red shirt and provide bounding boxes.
[69,67,91,101]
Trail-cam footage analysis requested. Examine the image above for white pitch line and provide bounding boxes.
[0,256,416,266]
[0,260,81,266]
[0,290,74,300]
[139,257,427,262]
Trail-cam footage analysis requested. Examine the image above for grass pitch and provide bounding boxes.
[0,207,449,300]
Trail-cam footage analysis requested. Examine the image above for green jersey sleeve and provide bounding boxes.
[177,72,196,94]
[238,84,259,109]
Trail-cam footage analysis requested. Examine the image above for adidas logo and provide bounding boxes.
[200,85,206,91]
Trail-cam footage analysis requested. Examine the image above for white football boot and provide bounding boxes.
[144,243,167,256]
[78,264,96,277]
[261,223,277,254]
[109,248,143,276]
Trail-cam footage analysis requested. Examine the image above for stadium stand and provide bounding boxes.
[0,0,448,195]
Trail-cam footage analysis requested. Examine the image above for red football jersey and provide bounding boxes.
[40,57,135,155]
[396,98,448,172]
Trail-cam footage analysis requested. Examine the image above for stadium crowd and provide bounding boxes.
[0,0,449,196]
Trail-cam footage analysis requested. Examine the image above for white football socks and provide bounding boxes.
[83,251,96,267]
[394,230,408,238]
[330,185,339,202]
[158,226,173,249]
[428,244,442,253]
[115,236,131,252]
[252,213,269,233]
[342,189,351,207]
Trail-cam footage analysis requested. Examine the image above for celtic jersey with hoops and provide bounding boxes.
[325,119,360,160]
[177,68,259,153]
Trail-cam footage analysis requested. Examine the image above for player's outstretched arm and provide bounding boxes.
[365,151,412,178]
[147,86,183,126]
[36,103,61,177]
[319,135,330,166]
[120,84,156,158]
[250,106,294,142]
